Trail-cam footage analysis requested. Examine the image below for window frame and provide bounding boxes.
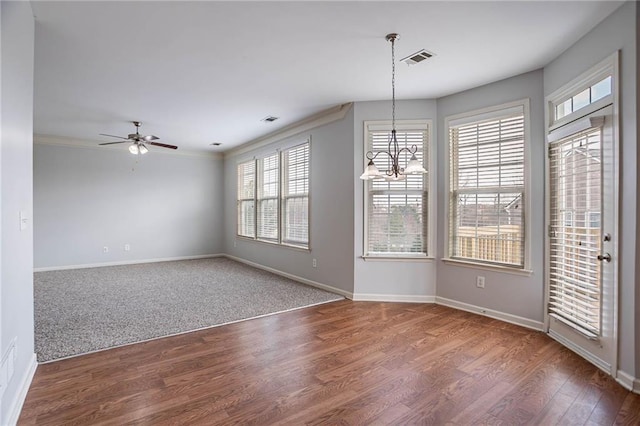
[362,119,433,260]
[236,138,311,250]
[256,153,280,242]
[443,99,532,274]
[548,66,613,131]
[236,160,256,239]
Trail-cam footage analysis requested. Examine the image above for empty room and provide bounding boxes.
[2,0,640,424]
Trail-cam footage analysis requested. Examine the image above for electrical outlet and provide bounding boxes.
[124,244,130,251]
[103,246,109,253]
[476,276,485,288]
[312,258,317,268]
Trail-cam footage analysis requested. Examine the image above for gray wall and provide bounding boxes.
[435,70,545,322]
[34,144,224,268]
[1,1,35,423]
[223,108,355,294]
[543,0,637,381]
[353,100,438,299]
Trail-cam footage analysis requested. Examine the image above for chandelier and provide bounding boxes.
[360,33,427,181]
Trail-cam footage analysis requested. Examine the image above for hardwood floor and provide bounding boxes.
[19,300,640,425]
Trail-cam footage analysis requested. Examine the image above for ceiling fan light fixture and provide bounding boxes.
[138,143,149,155]
[129,144,140,155]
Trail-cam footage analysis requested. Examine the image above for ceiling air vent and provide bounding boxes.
[400,49,434,66]
[261,116,279,123]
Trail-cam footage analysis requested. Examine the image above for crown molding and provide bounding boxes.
[225,103,353,158]
[34,134,223,159]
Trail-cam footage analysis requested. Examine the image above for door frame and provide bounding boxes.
[544,51,620,376]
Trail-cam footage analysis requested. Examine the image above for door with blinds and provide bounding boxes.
[546,111,616,372]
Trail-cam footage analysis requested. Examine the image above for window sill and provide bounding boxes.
[441,258,533,276]
[235,236,310,252]
[362,255,434,262]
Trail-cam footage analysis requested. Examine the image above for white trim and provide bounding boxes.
[353,293,435,303]
[443,98,531,271]
[223,254,352,299]
[448,105,524,128]
[34,134,223,159]
[441,258,533,277]
[548,329,611,373]
[365,119,431,132]
[616,370,640,394]
[226,103,352,158]
[33,254,224,272]
[435,296,544,331]
[6,353,37,426]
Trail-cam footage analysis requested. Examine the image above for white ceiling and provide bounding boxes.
[31,1,623,153]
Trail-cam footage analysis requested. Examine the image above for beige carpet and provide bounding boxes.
[34,257,343,362]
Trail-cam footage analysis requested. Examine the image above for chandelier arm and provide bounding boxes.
[366,150,394,161]
[396,146,417,155]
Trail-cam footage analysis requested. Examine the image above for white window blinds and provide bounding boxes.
[257,154,279,241]
[282,143,309,246]
[448,107,525,267]
[237,161,255,238]
[365,123,429,255]
[548,128,602,337]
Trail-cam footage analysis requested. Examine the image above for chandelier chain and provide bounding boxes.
[391,37,396,131]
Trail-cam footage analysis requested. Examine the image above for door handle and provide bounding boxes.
[597,253,611,263]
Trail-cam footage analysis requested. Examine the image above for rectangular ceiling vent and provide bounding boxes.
[400,49,434,66]
[261,116,279,123]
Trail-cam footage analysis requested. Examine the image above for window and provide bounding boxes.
[237,161,255,238]
[236,140,310,248]
[257,154,279,241]
[554,76,611,121]
[364,121,429,257]
[447,101,528,268]
[282,143,309,246]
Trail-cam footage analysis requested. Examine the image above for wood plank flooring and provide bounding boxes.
[19,300,640,425]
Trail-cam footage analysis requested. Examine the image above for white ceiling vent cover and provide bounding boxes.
[400,49,434,66]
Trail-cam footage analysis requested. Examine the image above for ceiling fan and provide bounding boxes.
[99,121,178,154]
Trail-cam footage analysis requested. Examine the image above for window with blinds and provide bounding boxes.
[364,122,429,256]
[548,128,602,337]
[448,104,526,267]
[257,154,279,241]
[282,143,309,247]
[236,140,310,248]
[237,160,255,238]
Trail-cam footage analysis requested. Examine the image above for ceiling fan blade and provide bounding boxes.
[99,141,130,146]
[149,142,178,150]
[99,133,130,140]
[143,135,159,141]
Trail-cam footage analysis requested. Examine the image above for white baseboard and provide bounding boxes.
[223,254,353,299]
[6,353,37,426]
[353,293,435,303]
[435,296,544,331]
[616,370,640,394]
[34,254,224,272]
